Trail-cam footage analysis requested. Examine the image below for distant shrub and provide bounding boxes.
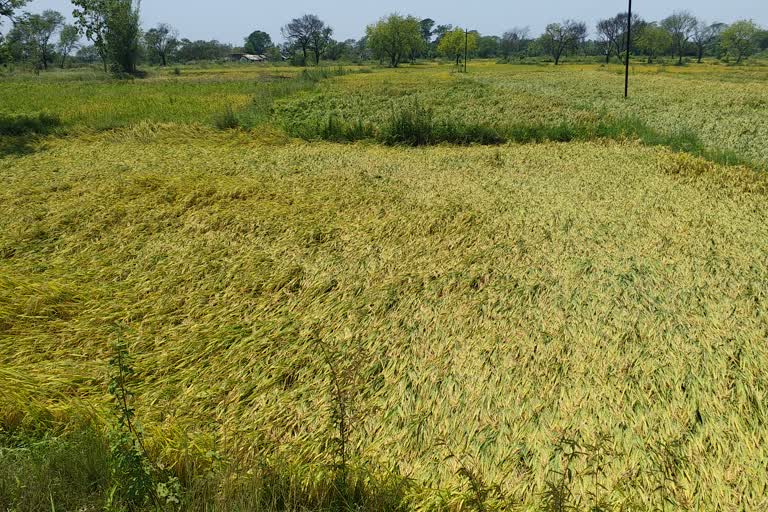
[214,106,240,130]
[380,102,434,146]
[0,112,61,136]
[319,115,374,142]
[300,66,349,83]
[433,120,505,145]
[380,102,505,146]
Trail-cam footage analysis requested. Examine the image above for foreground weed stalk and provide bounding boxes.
[543,435,586,512]
[318,339,351,477]
[438,439,512,512]
[108,328,179,510]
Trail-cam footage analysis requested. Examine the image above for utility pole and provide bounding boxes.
[464,29,469,73]
[624,0,632,98]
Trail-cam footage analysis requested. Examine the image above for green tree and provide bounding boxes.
[636,23,672,63]
[13,10,64,69]
[419,18,434,57]
[0,0,27,30]
[500,27,529,60]
[758,29,768,51]
[721,20,760,63]
[540,20,586,65]
[437,28,478,67]
[176,39,231,62]
[477,35,500,58]
[662,11,697,64]
[58,23,80,67]
[366,13,423,68]
[243,29,271,54]
[144,23,178,66]
[72,0,141,74]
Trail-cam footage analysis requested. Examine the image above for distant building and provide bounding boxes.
[229,54,267,63]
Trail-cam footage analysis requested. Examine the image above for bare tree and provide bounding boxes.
[541,20,586,65]
[597,12,643,63]
[282,14,331,65]
[144,22,178,66]
[691,20,715,63]
[662,11,697,64]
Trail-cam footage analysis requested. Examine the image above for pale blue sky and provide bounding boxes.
[23,0,768,45]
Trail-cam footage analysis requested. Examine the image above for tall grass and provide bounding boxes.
[0,426,411,511]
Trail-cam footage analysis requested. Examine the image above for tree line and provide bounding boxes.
[1,0,767,73]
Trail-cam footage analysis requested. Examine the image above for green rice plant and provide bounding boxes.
[316,115,375,142]
[0,112,61,136]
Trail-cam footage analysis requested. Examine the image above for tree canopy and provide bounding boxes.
[366,13,423,68]
[10,10,63,69]
[721,20,760,63]
[597,12,644,63]
[437,28,478,67]
[58,24,80,67]
[244,30,272,54]
[145,23,178,66]
[72,0,142,74]
[540,20,586,65]
[662,11,697,64]
[282,14,331,65]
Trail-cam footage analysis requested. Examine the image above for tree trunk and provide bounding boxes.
[161,53,167,66]
[697,47,703,63]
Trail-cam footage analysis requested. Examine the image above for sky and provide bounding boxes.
[23,0,768,45]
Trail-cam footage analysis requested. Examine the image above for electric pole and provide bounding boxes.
[464,29,469,73]
[624,0,632,98]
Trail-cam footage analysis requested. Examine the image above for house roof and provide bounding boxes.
[232,54,266,61]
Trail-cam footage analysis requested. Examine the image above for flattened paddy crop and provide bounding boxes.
[2,127,768,509]
[275,64,768,168]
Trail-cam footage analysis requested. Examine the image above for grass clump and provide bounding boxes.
[380,102,435,146]
[214,106,241,130]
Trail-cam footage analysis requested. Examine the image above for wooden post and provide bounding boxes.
[624,0,632,98]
